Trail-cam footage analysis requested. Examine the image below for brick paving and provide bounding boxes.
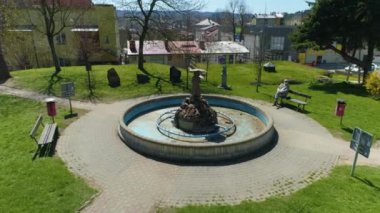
[57,97,348,212]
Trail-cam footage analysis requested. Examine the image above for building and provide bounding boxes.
[252,13,284,26]
[3,3,120,70]
[125,40,249,67]
[194,19,220,41]
[243,25,297,61]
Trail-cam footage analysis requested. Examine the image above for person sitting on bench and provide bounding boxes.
[273,79,289,107]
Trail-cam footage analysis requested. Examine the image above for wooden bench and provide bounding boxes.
[281,90,312,112]
[29,114,58,156]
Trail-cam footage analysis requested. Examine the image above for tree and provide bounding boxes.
[237,0,249,42]
[0,1,12,81]
[225,0,238,41]
[123,0,204,71]
[27,0,89,77]
[291,0,380,83]
[211,10,229,26]
[75,27,100,95]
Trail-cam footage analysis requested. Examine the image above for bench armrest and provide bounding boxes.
[30,114,43,139]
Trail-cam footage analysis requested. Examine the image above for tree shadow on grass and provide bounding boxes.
[0,77,9,85]
[280,103,312,114]
[342,126,354,134]
[354,176,380,191]
[308,81,369,97]
[81,90,100,103]
[140,67,189,93]
[45,74,63,96]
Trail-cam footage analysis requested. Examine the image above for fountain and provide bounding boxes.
[119,68,276,163]
[174,69,218,133]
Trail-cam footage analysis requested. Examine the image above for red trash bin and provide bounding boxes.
[46,98,57,117]
[335,99,346,117]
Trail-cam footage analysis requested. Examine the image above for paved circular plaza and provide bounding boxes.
[55,95,374,212]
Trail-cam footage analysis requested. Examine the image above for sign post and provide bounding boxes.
[61,82,78,119]
[350,128,373,176]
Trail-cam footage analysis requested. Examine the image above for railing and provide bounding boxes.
[156,109,236,139]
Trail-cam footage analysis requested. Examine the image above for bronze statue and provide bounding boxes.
[174,68,218,134]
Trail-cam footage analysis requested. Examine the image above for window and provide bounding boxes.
[270,36,284,50]
[56,33,66,45]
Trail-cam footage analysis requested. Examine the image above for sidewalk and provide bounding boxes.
[0,84,97,110]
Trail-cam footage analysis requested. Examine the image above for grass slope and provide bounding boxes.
[0,95,96,212]
[162,166,380,213]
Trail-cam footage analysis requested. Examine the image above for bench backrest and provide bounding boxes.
[30,114,43,141]
[289,90,312,99]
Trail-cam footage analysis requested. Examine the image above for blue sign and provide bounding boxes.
[350,128,373,158]
[61,82,75,98]
[234,35,240,41]
[218,55,226,64]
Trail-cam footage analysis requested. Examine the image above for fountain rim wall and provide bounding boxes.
[118,94,275,162]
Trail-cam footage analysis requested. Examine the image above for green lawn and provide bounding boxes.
[11,64,186,102]
[10,61,380,140]
[162,166,380,213]
[3,61,380,212]
[0,95,96,212]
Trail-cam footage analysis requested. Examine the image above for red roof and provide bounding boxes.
[30,0,92,8]
[168,41,203,54]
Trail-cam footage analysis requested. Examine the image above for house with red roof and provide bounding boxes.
[125,40,249,67]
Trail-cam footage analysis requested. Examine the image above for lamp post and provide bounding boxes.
[256,29,264,92]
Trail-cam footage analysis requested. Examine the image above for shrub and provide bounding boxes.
[365,72,380,98]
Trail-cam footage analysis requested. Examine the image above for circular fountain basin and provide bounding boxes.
[119,94,275,162]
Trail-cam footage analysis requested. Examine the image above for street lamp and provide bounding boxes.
[256,29,264,92]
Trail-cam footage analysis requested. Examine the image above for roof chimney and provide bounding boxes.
[199,41,205,50]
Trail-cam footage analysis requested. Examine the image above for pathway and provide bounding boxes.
[1,85,379,212]
[0,84,97,110]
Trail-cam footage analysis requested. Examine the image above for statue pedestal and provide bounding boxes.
[219,65,231,90]
[174,96,218,134]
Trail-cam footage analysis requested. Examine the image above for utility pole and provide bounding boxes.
[256,28,264,92]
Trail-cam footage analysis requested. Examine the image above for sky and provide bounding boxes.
[92,0,312,14]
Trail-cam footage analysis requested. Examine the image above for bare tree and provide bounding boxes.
[0,1,12,81]
[225,0,250,42]
[211,9,229,26]
[74,26,100,95]
[123,0,204,72]
[237,0,249,42]
[27,0,89,77]
[226,0,239,41]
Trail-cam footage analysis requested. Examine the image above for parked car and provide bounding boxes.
[345,64,360,72]
[372,63,379,71]
[344,63,378,73]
